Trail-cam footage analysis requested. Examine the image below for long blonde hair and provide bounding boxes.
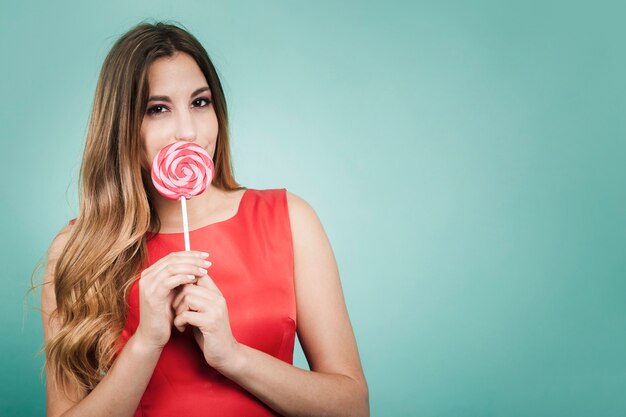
[31,20,244,397]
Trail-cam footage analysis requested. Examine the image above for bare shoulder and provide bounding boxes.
[285,190,321,232]
[42,221,76,327]
[47,223,74,265]
[285,190,308,207]
[42,222,75,314]
[284,190,333,263]
[44,223,75,289]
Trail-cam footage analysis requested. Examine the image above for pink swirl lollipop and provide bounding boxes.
[151,142,214,250]
[151,142,214,200]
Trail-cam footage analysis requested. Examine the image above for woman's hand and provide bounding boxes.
[134,250,212,351]
[172,274,241,371]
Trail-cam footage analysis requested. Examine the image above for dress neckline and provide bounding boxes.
[156,188,251,235]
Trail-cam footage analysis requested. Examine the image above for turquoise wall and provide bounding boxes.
[2,1,625,415]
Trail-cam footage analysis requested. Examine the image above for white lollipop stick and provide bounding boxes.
[180,196,190,251]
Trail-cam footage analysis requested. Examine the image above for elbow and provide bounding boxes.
[347,376,369,417]
[357,381,370,417]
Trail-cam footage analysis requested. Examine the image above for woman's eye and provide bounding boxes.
[194,97,212,107]
[146,105,167,115]
[146,98,211,116]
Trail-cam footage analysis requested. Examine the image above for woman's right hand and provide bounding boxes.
[134,250,212,351]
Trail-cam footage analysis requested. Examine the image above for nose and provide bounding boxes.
[174,107,197,142]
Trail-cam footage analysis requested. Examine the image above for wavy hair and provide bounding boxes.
[30,20,244,397]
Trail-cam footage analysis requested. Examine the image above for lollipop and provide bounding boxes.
[151,142,214,250]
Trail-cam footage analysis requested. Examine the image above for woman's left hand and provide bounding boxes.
[172,274,241,372]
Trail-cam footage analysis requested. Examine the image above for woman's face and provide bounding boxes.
[141,51,218,166]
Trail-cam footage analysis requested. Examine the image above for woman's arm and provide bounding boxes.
[217,191,369,417]
[42,225,162,417]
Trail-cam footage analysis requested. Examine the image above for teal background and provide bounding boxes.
[1,1,625,416]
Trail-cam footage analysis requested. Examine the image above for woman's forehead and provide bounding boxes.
[147,54,208,96]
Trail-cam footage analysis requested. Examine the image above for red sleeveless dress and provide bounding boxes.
[70,188,297,416]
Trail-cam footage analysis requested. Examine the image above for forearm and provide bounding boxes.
[60,334,161,417]
[218,343,369,417]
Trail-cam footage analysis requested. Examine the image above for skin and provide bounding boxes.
[140,51,232,233]
[42,51,369,416]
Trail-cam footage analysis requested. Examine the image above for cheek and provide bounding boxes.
[141,124,162,163]
[204,109,219,136]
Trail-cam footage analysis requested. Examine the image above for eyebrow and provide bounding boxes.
[148,87,211,103]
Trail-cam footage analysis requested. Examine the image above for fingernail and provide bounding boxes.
[187,275,196,280]
[201,252,209,257]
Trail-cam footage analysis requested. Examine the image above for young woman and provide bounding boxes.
[40,21,369,416]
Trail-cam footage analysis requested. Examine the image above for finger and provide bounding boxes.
[174,294,211,316]
[150,251,209,271]
[196,274,223,296]
[172,287,188,311]
[160,263,208,281]
[145,250,210,278]
[172,283,221,313]
[175,320,187,333]
[154,264,212,295]
[171,284,208,310]
[173,282,217,303]
[176,250,210,257]
[156,274,199,297]
[175,322,188,333]
[150,255,211,278]
[170,286,191,333]
[172,295,188,333]
[173,310,204,329]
